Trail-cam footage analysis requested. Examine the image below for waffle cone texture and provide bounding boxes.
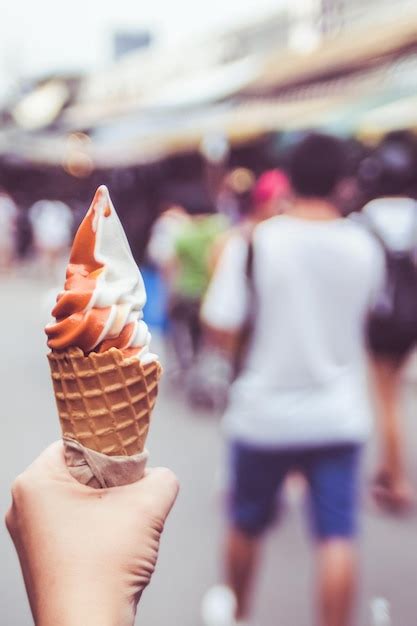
[48,347,162,456]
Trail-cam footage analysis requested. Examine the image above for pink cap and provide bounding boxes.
[252,169,290,206]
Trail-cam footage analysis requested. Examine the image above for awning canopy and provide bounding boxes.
[2,7,417,168]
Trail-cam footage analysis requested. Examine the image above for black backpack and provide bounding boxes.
[363,207,417,335]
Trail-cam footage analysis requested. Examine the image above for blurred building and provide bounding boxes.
[330,0,416,32]
[315,0,416,34]
[287,0,417,46]
[0,0,417,258]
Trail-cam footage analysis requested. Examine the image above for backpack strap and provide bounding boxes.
[245,237,254,283]
[232,229,256,376]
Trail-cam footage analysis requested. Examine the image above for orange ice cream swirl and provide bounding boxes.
[45,186,152,358]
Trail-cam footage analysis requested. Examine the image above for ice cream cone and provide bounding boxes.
[48,347,162,456]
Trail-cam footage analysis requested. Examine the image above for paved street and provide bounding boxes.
[1,273,417,626]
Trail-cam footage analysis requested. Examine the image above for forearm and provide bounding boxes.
[379,413,405,477]
[201,323,240,355]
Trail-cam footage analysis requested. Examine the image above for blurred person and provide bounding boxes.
[145,204,191,358]
[201,133,384,626]
[0,191,18,270]
[15,205,33,260]
[147,204,190,284]
[360,136,417,512]
[29,199,73,278]
[250,169,292,221]
[216,168,256,224]
[166,204,228,391]
[6,441,179,626]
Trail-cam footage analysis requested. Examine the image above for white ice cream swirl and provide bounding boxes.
[45,185,156,363]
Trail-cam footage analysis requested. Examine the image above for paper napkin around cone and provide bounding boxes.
[63,438,149,488]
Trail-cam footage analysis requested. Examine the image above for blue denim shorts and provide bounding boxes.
[228,441,362,540]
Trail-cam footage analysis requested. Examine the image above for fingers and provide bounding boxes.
[5,504,16,538]
[24,441,66,475]
[5,448,61,542]
[7,442,70,516]
[16,441,86,488]
[138,467,180,519]
[7,441,65,505]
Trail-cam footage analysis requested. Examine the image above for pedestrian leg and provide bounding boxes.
[316,538,357,626]
[371,356,415,511]
[225,526,260,621]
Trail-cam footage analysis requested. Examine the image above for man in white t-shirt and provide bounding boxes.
[201,134,384,626]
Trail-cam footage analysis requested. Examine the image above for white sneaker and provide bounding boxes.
[201,585,237,626]
[201,586,257,626]
[370,597,391,625]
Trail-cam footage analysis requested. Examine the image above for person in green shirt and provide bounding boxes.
[174,213,227,298]
[168,211,228,380]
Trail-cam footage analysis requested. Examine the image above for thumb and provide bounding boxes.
[135,467,179,520]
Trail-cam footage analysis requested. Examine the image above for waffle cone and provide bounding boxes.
[48,347,162,456]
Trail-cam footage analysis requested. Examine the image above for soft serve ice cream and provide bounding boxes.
[45,185,156,363]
